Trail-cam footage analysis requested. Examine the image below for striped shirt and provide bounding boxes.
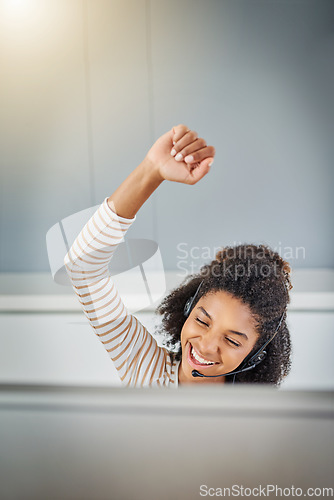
[64,198,179,387]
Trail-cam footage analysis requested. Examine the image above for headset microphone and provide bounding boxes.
[191,352,266,378]
[192,361,262,378]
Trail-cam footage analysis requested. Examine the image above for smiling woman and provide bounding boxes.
[65,124,291,387]
[156,244,292,385]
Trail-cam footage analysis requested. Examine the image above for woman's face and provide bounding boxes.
[178,290,260,384]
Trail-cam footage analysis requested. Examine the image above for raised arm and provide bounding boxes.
[65,125,215,387]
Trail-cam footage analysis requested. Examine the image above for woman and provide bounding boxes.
[65,124,291,387]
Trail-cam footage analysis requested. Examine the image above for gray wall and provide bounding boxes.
[1,0,333,273]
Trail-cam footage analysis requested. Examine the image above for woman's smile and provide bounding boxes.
[187,343,219,370]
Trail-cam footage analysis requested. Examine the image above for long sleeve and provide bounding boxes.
[64,198,178,387]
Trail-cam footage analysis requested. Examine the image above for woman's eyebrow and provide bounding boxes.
[228,329,248,340]
[198,306,212,320]
[197,306,249,339]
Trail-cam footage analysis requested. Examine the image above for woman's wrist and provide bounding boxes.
[107,158,164,219]
[141,156,165,185]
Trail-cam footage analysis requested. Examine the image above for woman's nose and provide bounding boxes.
[198,330,221,357]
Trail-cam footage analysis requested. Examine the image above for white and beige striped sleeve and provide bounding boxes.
[64,198,178,388]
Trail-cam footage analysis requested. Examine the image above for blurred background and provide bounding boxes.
[0,0,333,389]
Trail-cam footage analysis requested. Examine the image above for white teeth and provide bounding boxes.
[191,346,214,365]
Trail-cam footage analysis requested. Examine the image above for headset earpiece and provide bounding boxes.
[183,280,204,318]
[245,350,267,368]
[184,298,193,318]
[239,313,286,372]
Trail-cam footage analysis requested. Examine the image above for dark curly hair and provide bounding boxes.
[155,244,292,386]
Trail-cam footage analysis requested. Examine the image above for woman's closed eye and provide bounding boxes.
[195,317,209,327]
[225,337,241,347]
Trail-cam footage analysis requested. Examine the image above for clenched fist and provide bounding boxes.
[145,124,215,185]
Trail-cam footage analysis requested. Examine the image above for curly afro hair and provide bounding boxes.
[155,244,292,386]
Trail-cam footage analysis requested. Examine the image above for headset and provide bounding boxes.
[183,280,285,381]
